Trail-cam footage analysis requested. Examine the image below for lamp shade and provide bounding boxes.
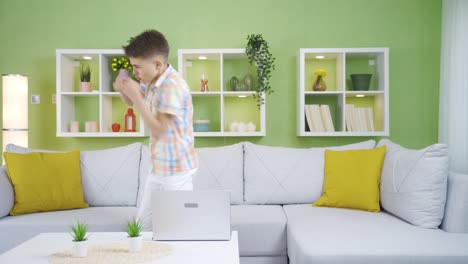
[2,74,28,155]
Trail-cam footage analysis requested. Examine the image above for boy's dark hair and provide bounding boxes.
[123,30,169,61]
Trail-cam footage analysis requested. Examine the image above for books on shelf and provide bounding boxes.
[345,104,375,132]
[304,104,335,132]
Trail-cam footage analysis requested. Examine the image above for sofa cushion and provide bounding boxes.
[284,204,468,264]
[377,139,448,228]
[193,143,244,204]
[244,140,376,204]
[231,205,287,256]
[138,143,245,205]
[313,146,386,212]
[0,207,137,254]
[80,143,141,206]
[5,143,142,207]
[4,151,88,215]
[441,171,468,233]
[0,167,14,219]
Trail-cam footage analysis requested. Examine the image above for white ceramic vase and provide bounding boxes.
[128,236,143,252]
[72,240,87,258]
[229,121,239,132]
[247,122,256,132]
[237,122,247,133]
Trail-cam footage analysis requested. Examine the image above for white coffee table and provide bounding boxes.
[0,231,239,264]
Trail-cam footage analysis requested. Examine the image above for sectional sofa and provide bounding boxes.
[0,140,467,264]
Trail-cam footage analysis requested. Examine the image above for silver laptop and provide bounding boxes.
[151,190,231,241]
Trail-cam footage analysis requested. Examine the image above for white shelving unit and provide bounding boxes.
[56,49,147,137]
[297,48,389,136]
[178,49,266,137]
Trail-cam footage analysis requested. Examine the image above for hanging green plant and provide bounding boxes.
[245,34,276,107]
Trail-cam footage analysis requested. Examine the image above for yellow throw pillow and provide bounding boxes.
[313,146,386,212]
[3,151,89,215]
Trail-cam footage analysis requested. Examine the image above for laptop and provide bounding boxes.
[151,190,231,241]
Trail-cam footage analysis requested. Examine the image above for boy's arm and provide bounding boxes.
[134,98,172,138]
[119,78,170,138]
[119,93,134,106]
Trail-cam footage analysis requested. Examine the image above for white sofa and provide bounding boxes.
[0,141,468,264]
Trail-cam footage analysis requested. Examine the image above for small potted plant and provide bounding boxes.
[79,64,92,92]
[111,57,134,90]
[126,218,143,252]
[70,221,89,257]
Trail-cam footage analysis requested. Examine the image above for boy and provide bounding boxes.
[113,29,198,230]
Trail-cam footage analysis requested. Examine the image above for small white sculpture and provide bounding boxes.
[230,121,239,132]
[247,122,256,132]
[237,122,247,132]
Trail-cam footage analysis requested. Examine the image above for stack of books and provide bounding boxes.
[304,104,335,132]
[345,104,375,132]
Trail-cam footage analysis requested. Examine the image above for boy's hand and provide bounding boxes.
[120,78,143,103]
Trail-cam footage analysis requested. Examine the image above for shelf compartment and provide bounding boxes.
[101,53,128,93]
[181,53,221,92]
[192,96,221,132]
[101,95,142,133]
[223,54,257,92]
[345,93,385,132]
[345,51,386,91]
[304,52,344,92]
[223,96,260,133]
[58,53,100,92]
[60,95,99,133]
[304,94,343,133]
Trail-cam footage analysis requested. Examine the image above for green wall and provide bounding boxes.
[0,0,442,151]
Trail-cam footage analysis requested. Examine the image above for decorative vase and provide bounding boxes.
[72,240,87,258]
[243,74,253,91]
[350,74,372,91]
[312,76,326,91]
[201,74,209,92]
[128,236,143,253]
[125,108,136,132]
[247,122,256,132]
[230,76,239,91]
[229,121,239,132]
[237,122,247,132]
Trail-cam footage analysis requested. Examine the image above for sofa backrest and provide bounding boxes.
[138,143,244,205]
[441,171,468,233]
[3,143,142,207]
[243,140,376,204]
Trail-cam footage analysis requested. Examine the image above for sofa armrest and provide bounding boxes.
[441,171,468,233]
[0,166,14,219]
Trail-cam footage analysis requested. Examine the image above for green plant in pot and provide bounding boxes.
[70,221,88,257]
[245,34,276,107]
[79,64,92,92]
[126,218,144,252]
[350,74,372,91]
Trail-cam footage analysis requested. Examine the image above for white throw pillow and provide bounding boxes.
[377,139,449,228]
[80,143,142,206]
[244,140,376,204]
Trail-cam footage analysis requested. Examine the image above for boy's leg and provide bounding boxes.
[136,169,197,230]
[136,175,164,231]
